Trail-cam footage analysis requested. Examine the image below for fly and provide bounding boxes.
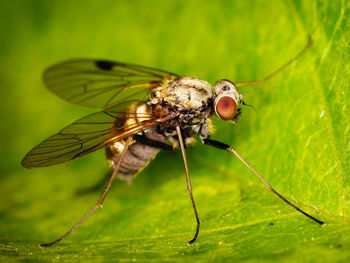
[21,37,325,247]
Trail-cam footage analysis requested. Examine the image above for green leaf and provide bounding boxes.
[1,0,349,262]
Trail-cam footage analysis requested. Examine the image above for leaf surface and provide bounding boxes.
[0,0,349,262]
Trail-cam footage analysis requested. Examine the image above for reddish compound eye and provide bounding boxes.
[216,96,237,120]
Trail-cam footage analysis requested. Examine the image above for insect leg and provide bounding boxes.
[40,137,133,247]
[133,134,173,151]
[235,36,312,87]
[176,126,200,245]
[203,138,325,226]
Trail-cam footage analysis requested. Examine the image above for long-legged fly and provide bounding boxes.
[22,37,324,247]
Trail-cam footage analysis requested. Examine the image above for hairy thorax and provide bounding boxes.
[150,77,214,138]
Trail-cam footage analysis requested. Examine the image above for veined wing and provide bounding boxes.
[44,59,178,108]
[22,101,175,168]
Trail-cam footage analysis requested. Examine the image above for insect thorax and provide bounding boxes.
[150,77,214,138]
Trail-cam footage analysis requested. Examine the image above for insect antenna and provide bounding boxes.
[40,137,133,247]
[239,99,256,112]
[176,126,200,245]
[235,36,313,87]
[203,139,325,226]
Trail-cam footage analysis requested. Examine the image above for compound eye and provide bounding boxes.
[216,96,237,120]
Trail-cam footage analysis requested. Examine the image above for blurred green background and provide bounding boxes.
[0,0,349,262]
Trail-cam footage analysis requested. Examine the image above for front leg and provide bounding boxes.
[203,138,325,226]
[176,126,200,245]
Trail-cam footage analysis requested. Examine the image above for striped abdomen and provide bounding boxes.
[106,130,166,183]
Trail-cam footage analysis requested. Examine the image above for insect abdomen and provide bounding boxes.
[106,132,166,182]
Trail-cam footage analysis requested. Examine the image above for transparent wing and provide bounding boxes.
[21,101,175,168]
[44,59,178,108]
